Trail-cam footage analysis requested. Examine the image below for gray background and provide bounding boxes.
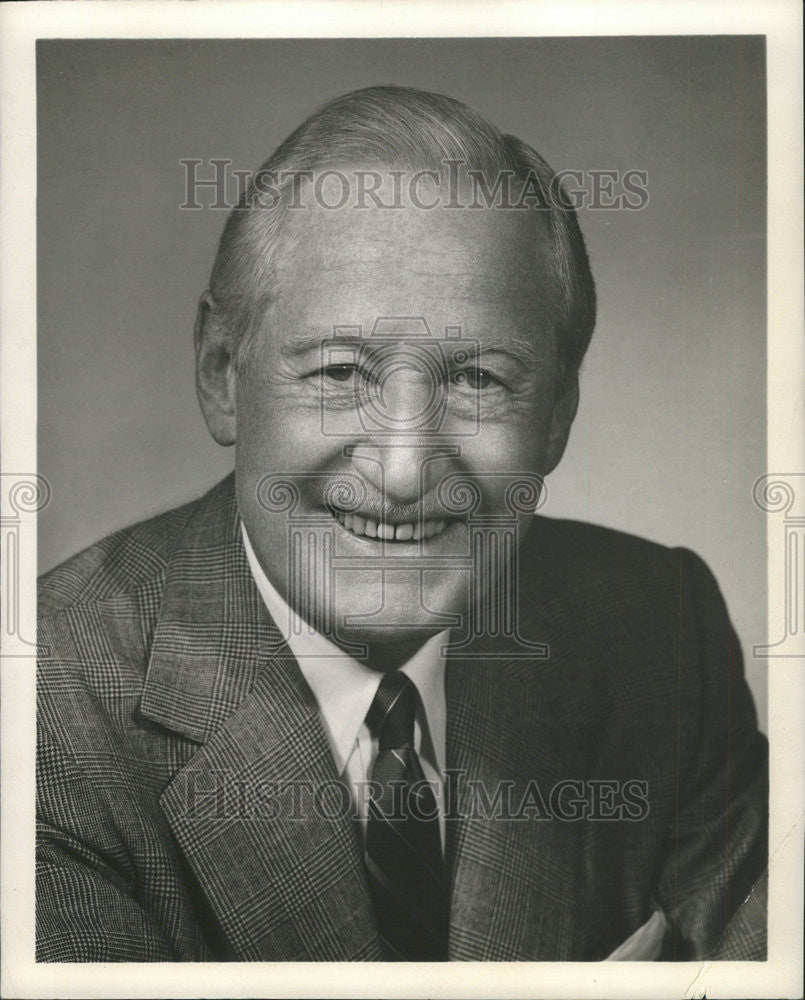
[37,37,767,728]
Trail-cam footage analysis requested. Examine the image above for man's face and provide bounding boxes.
[232,173,575,660]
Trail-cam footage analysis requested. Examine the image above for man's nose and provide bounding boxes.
[351,441,435,505]
[350,368,451,504]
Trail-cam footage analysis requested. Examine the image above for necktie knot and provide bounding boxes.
[366,671,417,751]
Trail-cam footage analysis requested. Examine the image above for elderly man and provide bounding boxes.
[37,85,767,962]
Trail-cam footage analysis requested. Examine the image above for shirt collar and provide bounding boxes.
[241,523,447,775]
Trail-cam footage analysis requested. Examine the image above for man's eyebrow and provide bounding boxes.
[279,333,544,370]
[279,334,363,358]
[469,338,544,370]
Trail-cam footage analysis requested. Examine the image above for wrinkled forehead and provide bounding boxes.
[269,167,559,327]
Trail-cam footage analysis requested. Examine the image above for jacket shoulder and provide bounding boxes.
[37,481,228,616]
[525,515,695,591]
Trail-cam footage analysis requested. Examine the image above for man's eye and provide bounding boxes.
[452,368,498,390]
[322,364,359,382]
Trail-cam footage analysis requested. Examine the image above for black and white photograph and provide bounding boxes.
[1,2,802,998]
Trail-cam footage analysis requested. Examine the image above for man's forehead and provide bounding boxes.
[267,167,557,326]
[278,169,551,256]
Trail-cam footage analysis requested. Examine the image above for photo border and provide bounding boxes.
[2,2,802,997]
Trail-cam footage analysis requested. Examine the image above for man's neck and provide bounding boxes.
[357,636,443,673]
[241,521,444,672]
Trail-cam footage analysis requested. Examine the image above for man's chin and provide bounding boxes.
[332,620,449,671]
[329,606,456,655]
[311,574,466,663]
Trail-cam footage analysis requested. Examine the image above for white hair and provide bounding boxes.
[207,84,596,387]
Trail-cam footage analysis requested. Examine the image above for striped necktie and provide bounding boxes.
[364,671,449,961]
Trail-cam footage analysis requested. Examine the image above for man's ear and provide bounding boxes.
[194,290,237,446]
[545,375,580,473]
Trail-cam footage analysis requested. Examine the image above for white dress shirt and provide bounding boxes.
[241,524,448,846]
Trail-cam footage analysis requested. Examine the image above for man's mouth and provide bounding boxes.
[332,510,450,542]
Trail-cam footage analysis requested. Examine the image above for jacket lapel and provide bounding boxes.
[159,650,383,960]
[140,477,382,960]
[445,623,589,960]
[140,476,591,960]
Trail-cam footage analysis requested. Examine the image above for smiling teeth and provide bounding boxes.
[334,512,447,541]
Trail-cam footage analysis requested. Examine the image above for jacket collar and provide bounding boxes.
[143,475,384,959]
[444,618,589,960]
[140,475,282,743]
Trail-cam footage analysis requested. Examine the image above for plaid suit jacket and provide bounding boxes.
[37,475,767,962]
